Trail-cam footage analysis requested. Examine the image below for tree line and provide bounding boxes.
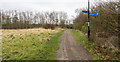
[0,10,69,29]
[73,1,119,52]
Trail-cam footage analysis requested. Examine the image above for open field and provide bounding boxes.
[2,28,65,60]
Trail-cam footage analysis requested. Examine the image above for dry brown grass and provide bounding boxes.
[2,28,60,37]
[2,28,61,43]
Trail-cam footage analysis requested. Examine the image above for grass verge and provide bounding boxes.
[40,29,65,60]
[71,29,119,60]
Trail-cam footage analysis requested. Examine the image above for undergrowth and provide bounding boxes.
[71,29,119,60]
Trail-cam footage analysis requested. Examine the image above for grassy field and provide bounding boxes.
[71,29,119,60]
[2,28,65,60]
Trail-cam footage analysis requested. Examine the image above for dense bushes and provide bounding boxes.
[90,2,119,51]
[73,1,119,52]
[43,24,55,30]
[59,21,67,28]
[73,13,88,30]
[2,24,42,29]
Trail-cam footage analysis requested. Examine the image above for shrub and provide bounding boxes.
[81,22,88,33]
[43,24,55,30]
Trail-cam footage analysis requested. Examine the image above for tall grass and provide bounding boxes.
[2,28,65,60]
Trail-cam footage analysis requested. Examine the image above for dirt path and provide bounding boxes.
[56,29,91,60]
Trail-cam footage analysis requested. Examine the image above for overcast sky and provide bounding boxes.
[0,0,118,19]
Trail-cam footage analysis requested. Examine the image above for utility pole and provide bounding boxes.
[88,0,90,40]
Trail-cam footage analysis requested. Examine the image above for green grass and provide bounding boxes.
[40,29,65,60]
[70,29,87,45]
[2,29,65,60]
[70,29,120,60]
